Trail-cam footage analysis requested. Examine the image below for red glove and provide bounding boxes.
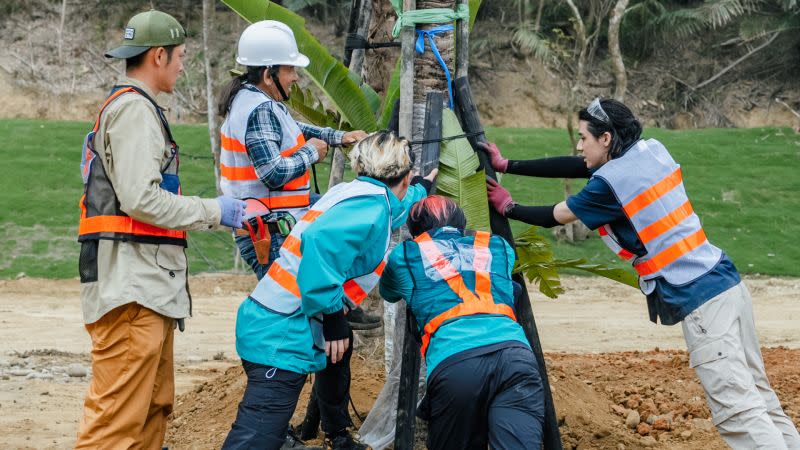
[478,142,509,173]
[487,178,514,216]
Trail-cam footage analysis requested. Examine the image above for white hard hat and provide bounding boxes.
[236,20,310,68]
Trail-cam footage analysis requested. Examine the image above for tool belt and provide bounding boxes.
[235,213,296,265]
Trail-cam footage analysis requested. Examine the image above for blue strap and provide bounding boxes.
[415,25,455,109]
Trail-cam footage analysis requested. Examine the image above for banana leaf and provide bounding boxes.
[222,0,378,131]
[436,109,490,231]
[378,0,483,127]
[287,84,352,130]
[513,226,640,299]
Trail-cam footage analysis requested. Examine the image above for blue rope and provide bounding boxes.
[415,25,455,109]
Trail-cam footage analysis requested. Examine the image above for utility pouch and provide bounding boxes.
[245,216,272,265]
[276,214,297,236]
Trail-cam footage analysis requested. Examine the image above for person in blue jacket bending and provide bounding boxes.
[221,130,435,450]
[379,195,544,450]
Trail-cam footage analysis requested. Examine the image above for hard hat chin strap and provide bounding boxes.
[269,66,289,101]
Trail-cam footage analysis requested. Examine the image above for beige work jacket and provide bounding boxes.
[80,77,221,324]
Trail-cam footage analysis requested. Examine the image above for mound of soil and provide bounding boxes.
[166,347,799,449]
[166,358,386,450]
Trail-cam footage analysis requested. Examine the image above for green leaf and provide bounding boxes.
[287,84,351,130]
[549,258,639,289]
[512,226,638,299]
[222,0,378,131]
[436,109,490,232]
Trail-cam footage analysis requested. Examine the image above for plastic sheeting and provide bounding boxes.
[358,303,427,450]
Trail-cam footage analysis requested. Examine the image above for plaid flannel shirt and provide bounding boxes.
[244,97,344,189]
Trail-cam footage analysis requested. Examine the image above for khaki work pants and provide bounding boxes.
[682,282,800,450]
[75,303,175,450]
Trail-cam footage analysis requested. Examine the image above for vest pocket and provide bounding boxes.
[79,241,99,283]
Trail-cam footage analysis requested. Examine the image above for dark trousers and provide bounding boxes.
[221,332,354,450]
[419,346,545,450]
[221,361,307,450]
[314,329,354,434]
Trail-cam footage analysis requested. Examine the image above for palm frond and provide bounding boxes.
[702,0,747,29]
[436,109,491,232]
[512,26,553,63]
[651,9,707,39]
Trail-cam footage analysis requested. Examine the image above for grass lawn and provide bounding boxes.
[0,118,798,278]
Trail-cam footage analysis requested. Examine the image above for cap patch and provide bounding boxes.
[123,28,135,40]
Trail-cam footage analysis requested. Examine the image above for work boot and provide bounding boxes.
[346,307,382,331]
[281,425,323,449]
[323,430,371,450]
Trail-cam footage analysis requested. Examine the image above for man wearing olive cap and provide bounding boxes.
[75,10,245,449]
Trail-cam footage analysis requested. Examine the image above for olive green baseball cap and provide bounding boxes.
[105,10,186,59]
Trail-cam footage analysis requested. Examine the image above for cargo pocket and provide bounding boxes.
[688,339,736,424]
[79,241,99,283]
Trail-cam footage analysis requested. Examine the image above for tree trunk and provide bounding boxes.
[363,0,399,95]
[202,0,221,195]
[57,0,68,63]
[558,0,591,243]
[410,0,454,164]
[534,0,545,32]
[608,0,629,101]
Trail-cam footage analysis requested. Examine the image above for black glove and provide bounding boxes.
[410,175,433,195]
[322,309,351,342]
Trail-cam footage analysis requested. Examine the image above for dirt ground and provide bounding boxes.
[0,274,798,449]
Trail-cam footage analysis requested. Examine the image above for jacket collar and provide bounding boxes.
[114,76,162,108]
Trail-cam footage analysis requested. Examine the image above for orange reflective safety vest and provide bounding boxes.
[593,139,722,293]
[413,230,517,357]
[219,86,310,219]
[248,179,392,317]
[78,86,187,246]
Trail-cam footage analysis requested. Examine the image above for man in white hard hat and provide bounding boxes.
[217,20,372,449]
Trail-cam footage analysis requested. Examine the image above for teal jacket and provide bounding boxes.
[235,177,427,374]
[380,227,530,378]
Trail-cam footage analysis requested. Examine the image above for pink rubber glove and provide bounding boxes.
[478,142,509,173]
[487,178,514,216]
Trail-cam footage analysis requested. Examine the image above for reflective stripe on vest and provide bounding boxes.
[593,139,721,286]
[78,88,187,244]
[219,86,310,217]
[414,231,517,358]
[597,225,634,260]
[249,180,392,315]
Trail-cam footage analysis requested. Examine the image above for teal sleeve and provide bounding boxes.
[379,243,413,303]
[297,197,387,316]
[392,183,428,230]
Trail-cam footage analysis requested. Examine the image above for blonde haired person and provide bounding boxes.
[222,131,436,450]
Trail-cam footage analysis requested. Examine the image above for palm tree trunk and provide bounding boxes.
[363,0,399,96]
[410,0,455,166]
